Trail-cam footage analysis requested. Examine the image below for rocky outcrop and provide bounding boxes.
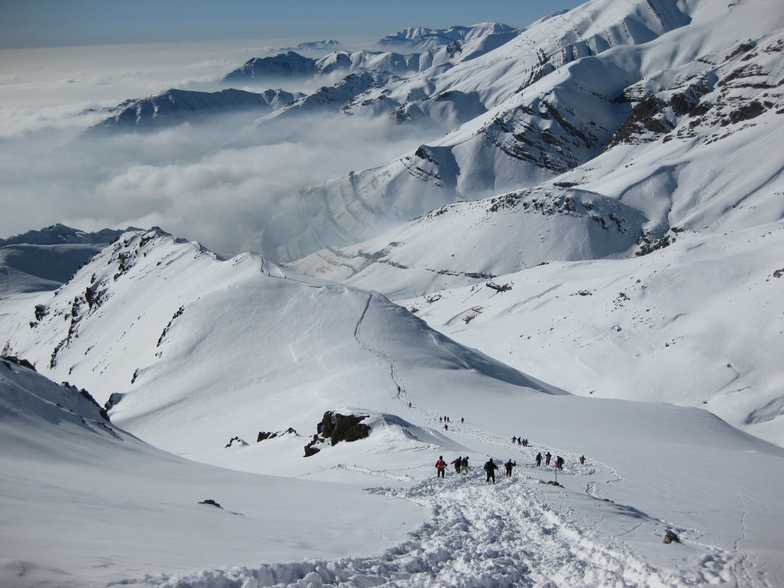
[303,411,371,457]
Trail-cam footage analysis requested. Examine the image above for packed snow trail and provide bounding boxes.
[116,468,755,588]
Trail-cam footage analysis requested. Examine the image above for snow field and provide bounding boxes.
[116,468,750,588]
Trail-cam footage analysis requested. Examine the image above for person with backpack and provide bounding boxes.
[504,459,516,477]
[461,456,470,473]
[545,451,552,466]
[484,458,499,483]
[451,456,463,473]
[535,452,543,467]
[435,456,447,478]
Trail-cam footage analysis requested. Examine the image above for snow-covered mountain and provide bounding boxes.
[266,0,783,262]
[88,88,301,133]
[377,23,518,52]
[4,0,784,584]
[0,224,126,295]
[279,0,784,448]
[2,228,784,587]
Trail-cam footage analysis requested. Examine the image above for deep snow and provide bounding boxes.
[2,229,784,587]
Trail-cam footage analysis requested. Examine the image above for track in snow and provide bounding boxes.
[119,460,755,587]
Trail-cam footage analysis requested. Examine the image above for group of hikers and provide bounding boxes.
[436,448,587,482]
[435,455,471,477]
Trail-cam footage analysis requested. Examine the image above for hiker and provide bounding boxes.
[505,459,516,477]
[451,457,463,473]
[461,456,470,473]
[579,455,586,465]
[523,438,529,447]
[512,436,517,444]
[484,458,499,483]
[535,452,542,467]
[436,455,447,478]
[545,452,552,466]
[555,456,564,470]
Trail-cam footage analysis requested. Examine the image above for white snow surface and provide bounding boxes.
[3,0,784,585]
[2,229,784,587]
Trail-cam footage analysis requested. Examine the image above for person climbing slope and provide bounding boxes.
[484,458,499,483]
[435,456,447,478]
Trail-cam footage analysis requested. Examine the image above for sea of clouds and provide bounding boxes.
[0,40,432,257]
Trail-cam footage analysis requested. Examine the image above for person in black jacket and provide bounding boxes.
[484,458,499,483]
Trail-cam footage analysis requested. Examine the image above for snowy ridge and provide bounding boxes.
[377,23,518,51]
[2,229,784,586]
[88,88,301,132]
[290,186,648,297]
[263,0,784,263]
[0,225,126,295]
[2,228,549,457]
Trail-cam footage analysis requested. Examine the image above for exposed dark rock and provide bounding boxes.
[305,411,371,456]
[727,100,766,124]
[257,427,297,442]
[663,531,680,544]
[105,392,124,411]
[198,499,222,508]
[1,356,37,372]
[225,436,249,448]
[318,411,371,445]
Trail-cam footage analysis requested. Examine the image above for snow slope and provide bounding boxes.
[2,229,784,586]
[285,0,784,445]
[266,0,784,262]
[0,356,425,588]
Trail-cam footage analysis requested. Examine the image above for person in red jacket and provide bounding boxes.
[451,457,463,473]
[435,456,447,478]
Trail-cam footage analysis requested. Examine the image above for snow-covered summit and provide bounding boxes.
[0,223,125,247]
[0,225,127,295]
[88,88,300,133]
[377,23,518,51]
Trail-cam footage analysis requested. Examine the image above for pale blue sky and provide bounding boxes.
[0,0,585,48]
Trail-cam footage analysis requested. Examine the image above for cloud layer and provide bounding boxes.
[0,42,432,257]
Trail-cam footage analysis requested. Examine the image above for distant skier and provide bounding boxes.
[535,452,542,467]
[436,456,447,478]
[451,457,463,473]
[545,452,552,466]
[504,459,516,477]
[484,458,499,483]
